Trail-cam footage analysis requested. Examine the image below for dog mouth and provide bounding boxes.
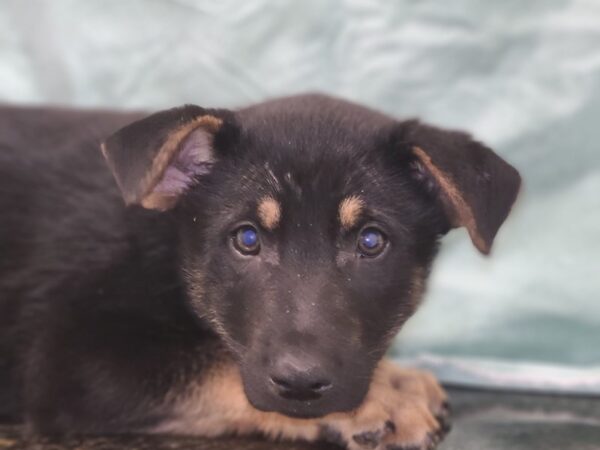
[240,364,369,419]
[246,389,363,419]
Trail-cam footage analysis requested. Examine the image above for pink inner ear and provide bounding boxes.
[152,128,215,196]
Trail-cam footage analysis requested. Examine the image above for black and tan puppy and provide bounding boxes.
[0,94,520,450]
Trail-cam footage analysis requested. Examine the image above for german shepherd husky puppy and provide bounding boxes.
[0,94,520,450]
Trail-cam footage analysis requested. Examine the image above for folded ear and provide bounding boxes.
[396,120,521,255]
[101,105,234,211]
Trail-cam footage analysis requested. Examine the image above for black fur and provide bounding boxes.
[0,95,520,432]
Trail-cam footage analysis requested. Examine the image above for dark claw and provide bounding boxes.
[425,432,439,449]
[426,428,449,449]
[439,400,451,417]
[434,412,452,436]
[352,429,384,449]
[385,420,396,433]
[439,419,452,435]
[318,424,346,448]
[434,400,452,437]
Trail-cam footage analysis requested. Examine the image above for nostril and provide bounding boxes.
[269,373,333,400]
[309,381,332,393]
[270,376,292,391]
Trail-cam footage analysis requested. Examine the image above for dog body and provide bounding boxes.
[0,95,520,449]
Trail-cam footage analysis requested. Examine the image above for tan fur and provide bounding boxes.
[257,197,282,230]
[339,195,364,230]
[153,360,321,441]
[140,115,223,210]
[382,268,427,347]
[100,142,109,161]
[153,359,447,449]
[140,191,180,210]
[412,146,488,253]
[0,438,16,447]
[409,267,426,307]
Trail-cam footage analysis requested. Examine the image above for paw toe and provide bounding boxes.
[434,402,452,436]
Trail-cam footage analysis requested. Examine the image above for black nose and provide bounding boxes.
[269,355,333,401]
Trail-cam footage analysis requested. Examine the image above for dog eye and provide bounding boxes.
[233,226,260,255]
[357,227,387,257]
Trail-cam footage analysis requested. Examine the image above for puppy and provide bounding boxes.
[0,94,520,450]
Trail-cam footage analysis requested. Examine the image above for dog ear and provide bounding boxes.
[396,120,521,255]
[101,105,234,211]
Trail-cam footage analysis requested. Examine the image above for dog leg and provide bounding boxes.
[154,358,450,450]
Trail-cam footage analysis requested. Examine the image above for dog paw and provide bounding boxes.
[320,360,450,450]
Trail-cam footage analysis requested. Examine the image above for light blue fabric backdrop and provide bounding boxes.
[1,0,599,393]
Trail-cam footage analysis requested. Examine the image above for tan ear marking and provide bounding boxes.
[339,195,364,230]
[412,146,488,254]
[140,115,223,208]
[258,196,282,230]
[140,191,179,211]
[100,142,108,160]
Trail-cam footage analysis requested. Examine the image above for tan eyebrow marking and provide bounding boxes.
[339,195,365,230]
[257,196,281,230]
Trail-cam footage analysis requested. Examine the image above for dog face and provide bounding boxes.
[102,94,520,418]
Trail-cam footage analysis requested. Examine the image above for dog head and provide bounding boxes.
[102,94,520,418]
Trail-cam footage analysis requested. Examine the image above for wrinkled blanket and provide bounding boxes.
[1,0,598,393]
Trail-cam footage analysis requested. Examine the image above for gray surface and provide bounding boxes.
[1,388,599,449]
[440,388,600,450]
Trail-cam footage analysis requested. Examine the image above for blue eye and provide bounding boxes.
[357,227,387,257]
[241,228,257,247]
[233,226,260,255]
